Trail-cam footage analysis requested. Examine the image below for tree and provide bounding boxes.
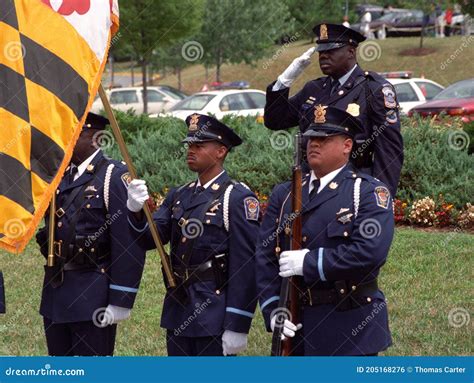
[117,0,204,114]
[197,0,294,82]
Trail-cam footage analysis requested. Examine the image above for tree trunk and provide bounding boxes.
[215,47,221,82]
[177,67,182,91]
[419,26,424,49]
[141,59,148,115]
[131,61,134,87]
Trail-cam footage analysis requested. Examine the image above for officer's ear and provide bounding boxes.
[347,45,356,60]
[343,137,353,155]
[215,143,229,161]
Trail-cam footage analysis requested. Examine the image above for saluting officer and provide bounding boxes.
[36,113,146,356]
[257,105,394,355]
[126,114,259,356]
[265,23,403,195]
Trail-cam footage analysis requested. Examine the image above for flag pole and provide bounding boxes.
[98,84,176,288]
[46,194,56,267]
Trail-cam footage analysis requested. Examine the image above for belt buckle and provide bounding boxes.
[178,218,187,227]
[53,240,62,258]
[55,208,65,218]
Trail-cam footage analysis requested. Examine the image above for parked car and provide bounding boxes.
[91,86,182,115]
[157,85,188,100]
[154,89,266,120]
[380,72,444,114]
[353,9,433,38]
[408,78,474,123]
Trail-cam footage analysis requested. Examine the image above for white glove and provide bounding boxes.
[101,304,131,326]
[270,315,303,340]
[276,47,316,89]
[222,330,248,356]
[279,249,310,277]
[127,179,148,212]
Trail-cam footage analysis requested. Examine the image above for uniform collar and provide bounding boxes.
[196,170,225,190]
[332,64,358,87]
[73,149,100,181]
[309,163,347,195]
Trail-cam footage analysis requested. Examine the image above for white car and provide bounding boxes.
[91,86,182,115]
[381,73,445,114]
[155,89,266,120]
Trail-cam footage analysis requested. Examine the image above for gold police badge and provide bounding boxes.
[346,103,360,117]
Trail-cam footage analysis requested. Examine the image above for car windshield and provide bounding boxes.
[433,79,474,100]
[170,94,216,111]
[160,88,186,100]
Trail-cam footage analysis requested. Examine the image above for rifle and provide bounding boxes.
[271,133,303,356]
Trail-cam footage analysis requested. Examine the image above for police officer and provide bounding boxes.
[265,23,403,195]
[127,114,259,356]
[36,113,145,356]
[257,105,394,355]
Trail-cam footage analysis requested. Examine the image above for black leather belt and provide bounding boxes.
[301,280,378,311]
[55,240,110,269]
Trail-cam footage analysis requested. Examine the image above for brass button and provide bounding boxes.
[181,237,186,243]
[302,236,307,242]
[56,190,60,195]
[367,297,372,303]
[101,268,105,274]
[216,290,221,295]
[352,174,356,178]
[86,204,91,208]
[78,248,83,252]
[340,289,345,294]
[352,285,357,291]
[343,231,348,237]
[57,222,62,228]
[275,246,281,253]
[91,248,95,253]
[365,71,369,75]
[206,219,211,224]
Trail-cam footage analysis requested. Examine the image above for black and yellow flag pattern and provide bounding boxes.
[0,0,117,252]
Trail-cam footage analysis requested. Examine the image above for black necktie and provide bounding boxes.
[67,166,78,185]
[309,179,320,200]
[330,79,340,96]
[194,185,205,195]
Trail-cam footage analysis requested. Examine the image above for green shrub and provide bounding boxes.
[104,114,473,208]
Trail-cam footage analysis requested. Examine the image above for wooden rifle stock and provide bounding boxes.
[271,133,303,356]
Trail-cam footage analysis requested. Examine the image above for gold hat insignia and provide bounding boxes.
[320,24,328,40]
[189,114,200,131]
[314,104,328,124]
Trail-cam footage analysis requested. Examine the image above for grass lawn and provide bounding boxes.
[0,227,472,356]
[156,36,474,94]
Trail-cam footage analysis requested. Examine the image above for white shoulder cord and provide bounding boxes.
[104,163,115,212]
[223,184,234,232]
[353,178,362,218]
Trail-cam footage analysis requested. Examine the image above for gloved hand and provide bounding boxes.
[222,330,248,356]
[279,249,310,277]
[270,315,303,340]
[100,304,131,326]
[127,179,149,212]
[276,47,316,88]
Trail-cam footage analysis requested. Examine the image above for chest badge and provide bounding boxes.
[336,207,353,224]
[211,183,220,191]
[329,181,338,190]
[85,185,98,193]
[346,103,360,117]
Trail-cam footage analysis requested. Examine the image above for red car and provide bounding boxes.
[408,79,474,123]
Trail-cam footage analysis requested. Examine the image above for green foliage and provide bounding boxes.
[105,114,473,207]
[397,117,474,207]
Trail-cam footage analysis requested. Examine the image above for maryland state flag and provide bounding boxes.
[0,0,119,253]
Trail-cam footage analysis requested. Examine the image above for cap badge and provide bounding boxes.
[314,104,328,124]
[320,24,328,40]
[189,114,200,131]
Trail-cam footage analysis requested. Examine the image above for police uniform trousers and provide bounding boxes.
[166,331,223,356]
[43,317,117,356]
